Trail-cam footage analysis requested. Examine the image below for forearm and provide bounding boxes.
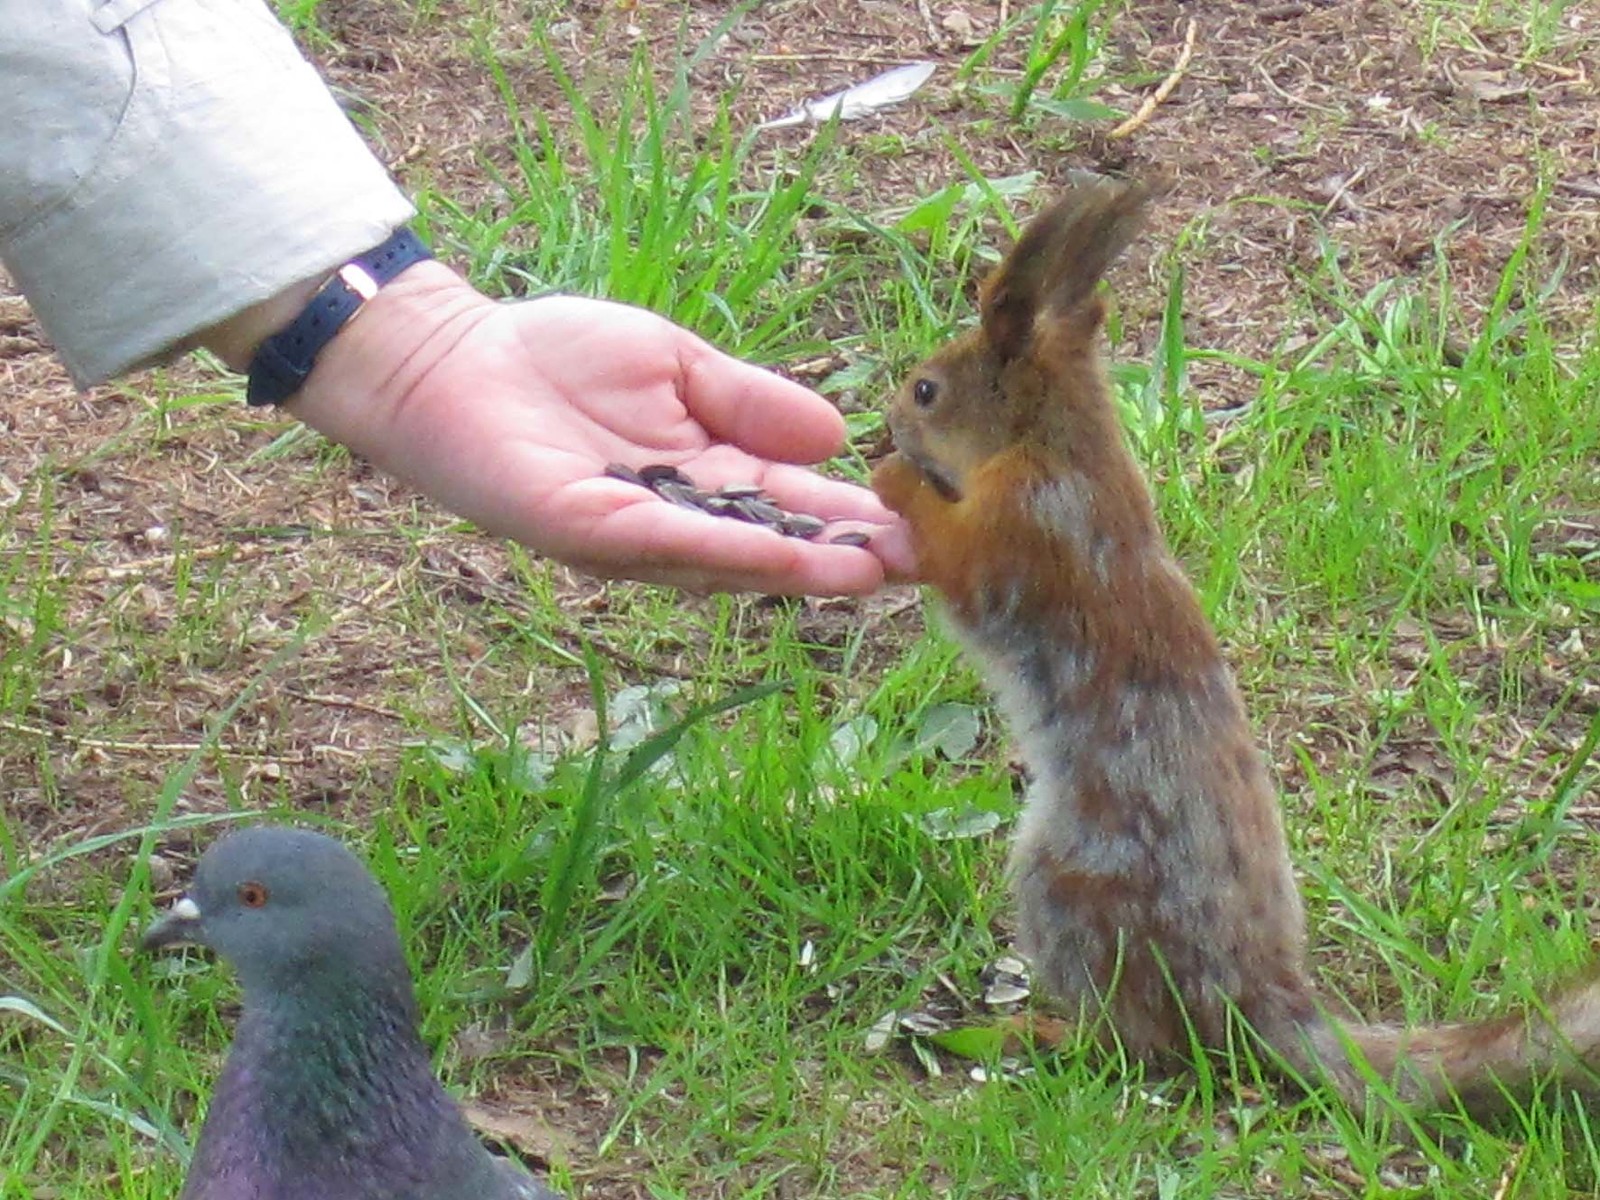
[0,0,413,387]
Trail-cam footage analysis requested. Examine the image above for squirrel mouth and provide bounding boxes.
[886,414,963,502]
[906,452,962,503]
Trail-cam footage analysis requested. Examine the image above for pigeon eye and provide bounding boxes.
[237,881,270,909]
[912,378,939,407]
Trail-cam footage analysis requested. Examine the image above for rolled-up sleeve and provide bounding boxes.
[0,0,414,386]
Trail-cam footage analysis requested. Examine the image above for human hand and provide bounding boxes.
[285,262,916,593]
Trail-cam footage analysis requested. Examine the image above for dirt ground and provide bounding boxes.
[3,2,1598,1183]
[5,0,1596,838]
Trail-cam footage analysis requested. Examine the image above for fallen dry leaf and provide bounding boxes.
[941,8,979,45]
[1453,68,1529,103]
[460,1100,580,1168]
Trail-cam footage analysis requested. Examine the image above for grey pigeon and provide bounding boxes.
[142,826,561,1200]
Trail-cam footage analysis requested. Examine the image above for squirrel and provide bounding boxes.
[870,174,1600,1117]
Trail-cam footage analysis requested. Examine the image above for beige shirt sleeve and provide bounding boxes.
[0,0,415,386]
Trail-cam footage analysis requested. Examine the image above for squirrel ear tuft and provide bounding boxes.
[979,198,1085,362]
[980,176,1157,363]
[978,274,1037,364]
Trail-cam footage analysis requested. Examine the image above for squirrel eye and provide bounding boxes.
[912,378,939,407]
[237,881,270,909]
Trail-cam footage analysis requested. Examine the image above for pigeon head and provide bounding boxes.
[142,826,411,1000]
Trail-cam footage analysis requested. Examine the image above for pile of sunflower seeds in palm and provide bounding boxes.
[605,463,871,548]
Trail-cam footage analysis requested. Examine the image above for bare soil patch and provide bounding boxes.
[6,0,1594,818]
[4,1,1599,1191]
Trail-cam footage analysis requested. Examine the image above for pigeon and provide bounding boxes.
[142,826,561,1200]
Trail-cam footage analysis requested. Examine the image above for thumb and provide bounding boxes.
[677,340,846,464]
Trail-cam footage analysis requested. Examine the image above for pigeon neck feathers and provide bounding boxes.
[185,959,502,1200]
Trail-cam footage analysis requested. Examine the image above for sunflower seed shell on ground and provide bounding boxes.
[982,980,1032,1007]
[980,955,1033,1008]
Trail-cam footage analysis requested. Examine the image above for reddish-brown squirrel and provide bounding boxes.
[872,175,1600,1116]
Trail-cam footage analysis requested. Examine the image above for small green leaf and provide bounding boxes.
[827,714,880,769]
[424,738,476,774]
[0,995,69,1036]
[1028,96,1123,122]
[505,942,536,992]
[915,702,982,760]
[897,185,963,234]
[918,807,1004,841]
[820,356,885,395]
[930,1023,1009,1061]
[844,409,886,441]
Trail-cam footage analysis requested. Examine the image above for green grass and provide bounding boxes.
[1411,0,1583,61]
[6,5,1600,1198]
[415,18,847,366]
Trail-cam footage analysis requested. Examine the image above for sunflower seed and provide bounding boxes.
[736,499,787,526]
[638,463,695,487]
[828,531,871,548]
[654,480,708,510]
[604,462,649,488]
[608,463,851,542]
[780,513,827,539]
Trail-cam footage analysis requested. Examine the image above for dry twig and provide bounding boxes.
[282,689,405,721]
[1319,162,1369,216]
[1109,20,1197,139]
[78,542,277,583]
[0,718,361,761]
[1490,1145,1524,1200]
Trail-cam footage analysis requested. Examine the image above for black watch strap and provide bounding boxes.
[246,227,433,407]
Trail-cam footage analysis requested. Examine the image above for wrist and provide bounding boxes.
[239,229,436,406]
[285,260,493,441]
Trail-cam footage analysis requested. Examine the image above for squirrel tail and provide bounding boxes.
[1279,978,1600,1116]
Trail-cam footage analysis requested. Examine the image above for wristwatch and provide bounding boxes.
[245,227,434,406]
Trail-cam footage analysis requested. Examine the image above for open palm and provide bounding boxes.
[296,276,913,593]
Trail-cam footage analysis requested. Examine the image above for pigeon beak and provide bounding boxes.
[140,896,205,952]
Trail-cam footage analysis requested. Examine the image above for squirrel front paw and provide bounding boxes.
[872,453,928,515]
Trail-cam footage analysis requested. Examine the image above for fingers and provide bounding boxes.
[677,341,846,465]
[620,547,884,596]
[588,464,919,588]
[555,486,894,596]
[751,463,900,524]
[862,521,919,582]
[656,449,898,526]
